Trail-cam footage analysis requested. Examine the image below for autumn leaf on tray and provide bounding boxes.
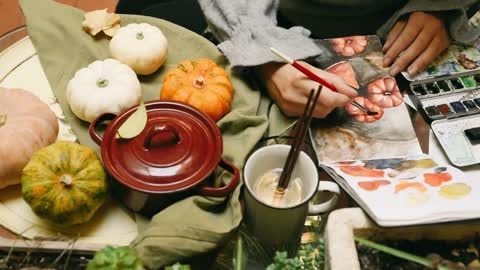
[82,9,121,37]
[339,165,385,178]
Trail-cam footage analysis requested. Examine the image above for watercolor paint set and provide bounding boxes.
[320,154,480,226]
[404,43,480,167]
[408,72,480,122]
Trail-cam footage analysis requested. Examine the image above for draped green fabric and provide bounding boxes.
[19,0,293,268]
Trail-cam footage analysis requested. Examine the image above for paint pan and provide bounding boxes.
[424,82,440,95]
[436,80,451,93]
[449,78,464,90]
[462,100,479,112]
[412,84,427,96]
[461,76,477,89]
[474,74,480,84]
[425,105,442,118]
[450,101,467,114]
[474,98,480,107]
[437,104,453,116]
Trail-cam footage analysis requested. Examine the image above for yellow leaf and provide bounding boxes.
[82,9,121,37]
[117,100,147,139]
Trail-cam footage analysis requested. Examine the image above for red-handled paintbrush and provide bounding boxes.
[270,47,378,116]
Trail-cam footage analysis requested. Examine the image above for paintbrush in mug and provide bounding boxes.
[270,47,378,116]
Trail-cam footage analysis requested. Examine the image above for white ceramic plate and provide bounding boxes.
[0,36,138,246]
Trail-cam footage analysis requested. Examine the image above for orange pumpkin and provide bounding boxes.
[160,59,233,121]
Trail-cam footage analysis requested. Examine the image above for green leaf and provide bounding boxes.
[234,236,244,270]
[354,237,455,270]
[87,246,145,270]
[164,262,191,270]
[117,100,148,139]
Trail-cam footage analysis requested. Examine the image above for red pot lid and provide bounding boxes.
[101,101,223,193]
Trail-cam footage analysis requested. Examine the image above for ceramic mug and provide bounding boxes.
[243,144,340,252]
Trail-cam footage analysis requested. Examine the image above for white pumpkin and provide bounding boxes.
[67,58,142,122]
[0,88,59,189]
[110,23,168,75]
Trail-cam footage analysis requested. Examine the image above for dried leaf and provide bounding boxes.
[103,13,121,36]
[82,9,121,37]
[104,13,121,28]
[103,24,120,37]
[117,100,147,139]
[82,9,108,36]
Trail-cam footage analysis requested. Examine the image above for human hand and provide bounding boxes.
[256,61,358,118]
[383,11,450,76]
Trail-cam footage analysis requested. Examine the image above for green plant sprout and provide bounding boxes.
[355,237,456,270]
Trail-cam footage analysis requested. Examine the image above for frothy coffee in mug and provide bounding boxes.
[254,169,303,208]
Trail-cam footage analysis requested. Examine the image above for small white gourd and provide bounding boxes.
[110,23,168,75]
[66,58,142,122]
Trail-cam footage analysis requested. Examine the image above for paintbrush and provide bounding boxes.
[270,47,378,116]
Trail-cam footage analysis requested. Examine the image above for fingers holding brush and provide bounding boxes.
[257,61,358,119]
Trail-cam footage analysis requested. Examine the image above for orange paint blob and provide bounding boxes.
[424,172,452,187]
[395,181,427,193]
[358,180,391,191]
[339,165,385,178]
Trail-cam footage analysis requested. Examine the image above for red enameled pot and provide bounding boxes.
[89,101,239,216]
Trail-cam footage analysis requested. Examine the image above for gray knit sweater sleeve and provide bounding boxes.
[377,0,480,43]
[198,0,480,68]
[197,0,324,68]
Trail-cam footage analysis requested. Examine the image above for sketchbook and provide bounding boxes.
[320,154,479,226]
[310,35,422,162]
[310,36,478,226]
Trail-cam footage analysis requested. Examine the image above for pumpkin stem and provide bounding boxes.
[384,91,392,96]
[96,78,109,88]
[193,76,205,89]
[0,113,6,127]
[136,32,144,40]
[60,175,73,186]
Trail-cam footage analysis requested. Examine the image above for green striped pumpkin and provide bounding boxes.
[21,141,108,226]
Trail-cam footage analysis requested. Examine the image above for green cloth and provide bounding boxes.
[20,0,293,268]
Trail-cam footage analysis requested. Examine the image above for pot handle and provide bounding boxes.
[89,113,118,145]
[144,124,180,149]
[199,159,240,197]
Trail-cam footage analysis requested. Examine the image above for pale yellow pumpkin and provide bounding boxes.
[0,88,59,189]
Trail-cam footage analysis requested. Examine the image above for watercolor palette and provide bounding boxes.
[402,43,480,81]
[431,115,480,167]
[408,72,480,122]
[405,43,480,167]
[320,154,480,226]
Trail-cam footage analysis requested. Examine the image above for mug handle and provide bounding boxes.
[89,113,118,145]
[308,181,341,215]
[199,159,240,197]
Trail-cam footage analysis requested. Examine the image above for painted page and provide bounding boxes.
[311,35,421,162]
[322,154,480,226]
[401,43,480,81]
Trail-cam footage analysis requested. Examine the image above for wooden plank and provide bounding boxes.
[0,236,106,254]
